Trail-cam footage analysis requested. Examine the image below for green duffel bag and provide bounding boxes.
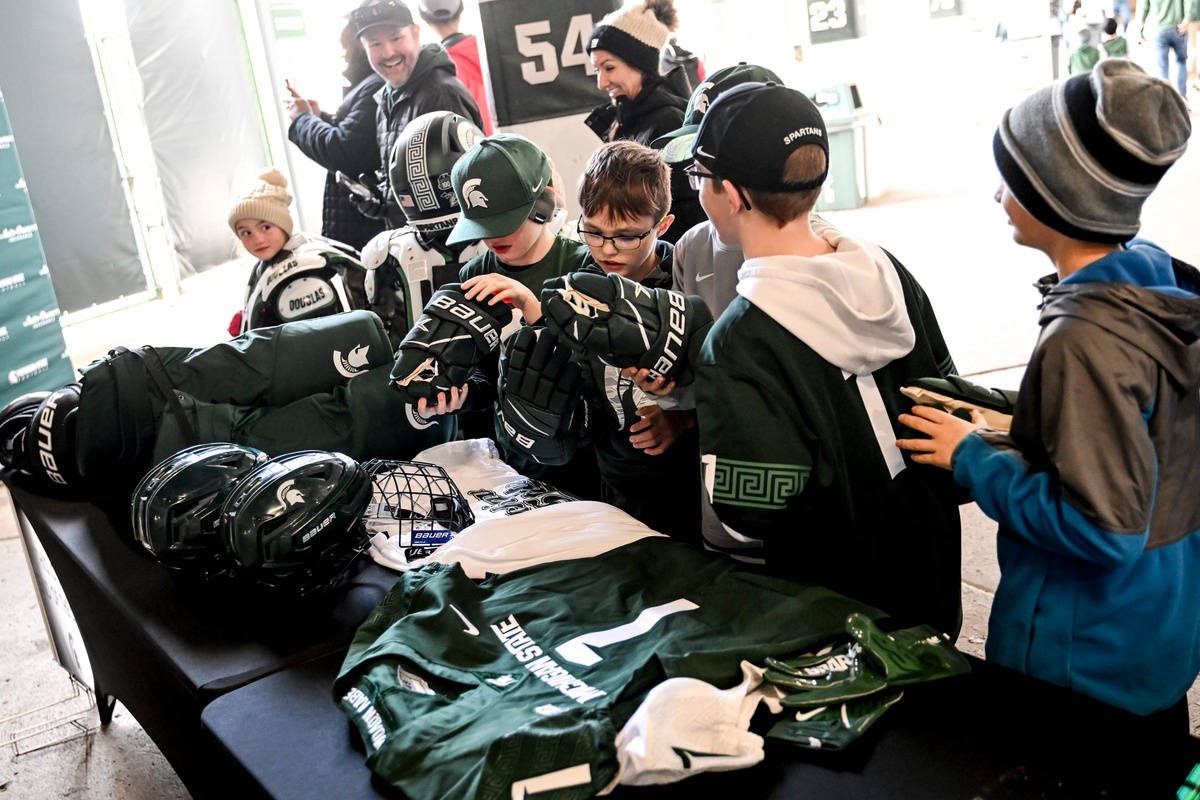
[74,310,393,482]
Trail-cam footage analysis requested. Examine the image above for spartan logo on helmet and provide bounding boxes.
[276,479,305,507]
[462,178,488,209]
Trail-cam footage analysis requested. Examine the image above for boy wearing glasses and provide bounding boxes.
[688,83,964,635]
[573,140,701,540]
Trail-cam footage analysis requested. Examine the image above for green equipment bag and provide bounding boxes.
[74,311,392,483]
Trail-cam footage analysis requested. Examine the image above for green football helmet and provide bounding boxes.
[131,442,269,577]
[220,450,372,595]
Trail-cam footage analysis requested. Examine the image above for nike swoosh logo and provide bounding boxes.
[530,178,544,193]
[695,145,715,160]
[449,604,479,636]
[695,272,713,282]
[672,747,741,769]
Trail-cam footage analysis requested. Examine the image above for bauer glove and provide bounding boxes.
[900,375,1017,431]
[540,272,713,387]
[497,326,585,466]
[390,284,514,403]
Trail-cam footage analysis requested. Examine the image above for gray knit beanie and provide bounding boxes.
[228,168,294,238]
[587,0,674,77]
[993,59,1190,243]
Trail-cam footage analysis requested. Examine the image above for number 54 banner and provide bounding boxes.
[480,0,620,127]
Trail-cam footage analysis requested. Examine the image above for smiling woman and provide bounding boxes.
[582,0,703,243]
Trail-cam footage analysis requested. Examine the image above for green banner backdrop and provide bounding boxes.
[0,86,76,408]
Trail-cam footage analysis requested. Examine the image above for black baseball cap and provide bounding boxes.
[651,63,784,164]
[692,82,829,192]
[350,0,415,37]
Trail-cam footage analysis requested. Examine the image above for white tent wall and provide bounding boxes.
[0,0,271,317]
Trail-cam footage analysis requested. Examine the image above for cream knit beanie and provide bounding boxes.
[587,0,676,76]
[228,168,294,238]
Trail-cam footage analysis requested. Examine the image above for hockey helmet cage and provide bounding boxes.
[21,383,83,488]
[389,110,483,232]
[0,390,50,472]
[360,459,474,564]
[220,450,372,595]
[131,443,269,576]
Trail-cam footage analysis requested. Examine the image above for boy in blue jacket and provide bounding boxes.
[898,60,1200,727]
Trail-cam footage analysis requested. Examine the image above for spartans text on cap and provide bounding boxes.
[784,127,823,145]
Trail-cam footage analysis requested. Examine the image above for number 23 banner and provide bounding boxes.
[480,0,620,127]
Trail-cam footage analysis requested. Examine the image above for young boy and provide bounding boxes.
[1067,26,1102,75]
[574,140,700,540]
[1100,16,1128,56]
[898,60,1200,724]
[688,82,964,637]
[441,133,598,496]
[227,167,361,335]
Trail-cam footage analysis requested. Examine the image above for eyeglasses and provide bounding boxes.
[684,165,721,192]
[684,165,753,210]
[576,220,662,250]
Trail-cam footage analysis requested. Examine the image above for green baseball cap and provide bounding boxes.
[652,62,784,164]
[447,134,553,244]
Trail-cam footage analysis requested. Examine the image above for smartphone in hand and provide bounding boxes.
[336,171,376,201]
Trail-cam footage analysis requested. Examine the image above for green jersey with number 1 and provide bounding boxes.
[335,536,880,800]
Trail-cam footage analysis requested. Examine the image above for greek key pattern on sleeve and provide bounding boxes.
[707,458,809,510]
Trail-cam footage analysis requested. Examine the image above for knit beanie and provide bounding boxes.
[587,0,674,77]
[227,168,294,238]
[993,59,1190,244]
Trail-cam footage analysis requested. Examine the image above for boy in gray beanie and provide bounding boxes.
[898,59,1200,729]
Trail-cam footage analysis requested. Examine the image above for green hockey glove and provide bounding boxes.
[900,375,1018,431]
[390,284,513,403]
[497,327,584,466]
[540,272,713,386]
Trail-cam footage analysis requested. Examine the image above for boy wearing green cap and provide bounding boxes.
[445,133,598,495]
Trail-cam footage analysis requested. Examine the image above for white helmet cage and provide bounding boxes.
[360,459,475,560]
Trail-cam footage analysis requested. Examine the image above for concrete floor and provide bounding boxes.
[2,34,1199,800]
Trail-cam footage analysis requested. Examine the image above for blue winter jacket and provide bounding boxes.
[952,240,1200,716]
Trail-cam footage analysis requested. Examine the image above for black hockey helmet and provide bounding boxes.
[360,458,474,564]
[131,443,269,576]
[389,110,483,233]
[0,390,50,471]
[220,450,372,595]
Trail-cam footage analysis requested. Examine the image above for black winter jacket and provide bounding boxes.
[287,58,386,253]
[374,44,483,228]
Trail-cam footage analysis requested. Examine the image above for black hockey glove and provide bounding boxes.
[390,284,514,403]
[540,272,713,386]
[900,375,1018,431]
[497,327,584,466]
[349,172,388,220]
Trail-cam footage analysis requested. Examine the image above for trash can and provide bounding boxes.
[808,83,870,211]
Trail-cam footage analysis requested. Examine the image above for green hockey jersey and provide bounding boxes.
[335,536,880,800]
